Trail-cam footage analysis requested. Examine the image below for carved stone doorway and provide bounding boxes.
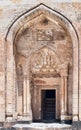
[11,4,73,123]
[41,90,56,122]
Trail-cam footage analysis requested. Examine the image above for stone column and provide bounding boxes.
[26,77,32,121]
[60,68,68,122]
[22,75,32,122]
[23,75,27,116]
[61,76,65,117]
[64,76,68,115]
[12,59,18,120]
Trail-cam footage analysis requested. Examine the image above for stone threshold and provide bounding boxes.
[12,123,72,130]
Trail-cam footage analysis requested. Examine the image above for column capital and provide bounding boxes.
[60,69,68,77]
[59,63,68,77]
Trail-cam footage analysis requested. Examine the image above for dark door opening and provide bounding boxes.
[41,90,56,122]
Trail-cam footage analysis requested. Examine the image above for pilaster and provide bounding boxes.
[60,65,72,123]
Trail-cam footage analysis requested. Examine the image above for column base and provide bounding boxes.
[17,114,32,124]
[4,121,16,128]
[0,121,16,128]
[6,113,13,121]
[0,122,4,127]
[72,121,81,130]
[17,120,32,124]
[61,115,72,124]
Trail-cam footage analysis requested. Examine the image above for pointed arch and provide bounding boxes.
[5,3,79,122]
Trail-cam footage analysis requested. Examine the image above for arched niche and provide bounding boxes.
[5,3,79,122]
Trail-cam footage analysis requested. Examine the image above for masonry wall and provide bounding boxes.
[0,35,5,121]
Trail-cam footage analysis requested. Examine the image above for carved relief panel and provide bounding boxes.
[31,47,60,76]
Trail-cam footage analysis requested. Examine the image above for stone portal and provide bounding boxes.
[12,6,73,123]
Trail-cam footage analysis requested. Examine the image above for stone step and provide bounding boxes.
[12,127,72,130]
[11,123,72,130]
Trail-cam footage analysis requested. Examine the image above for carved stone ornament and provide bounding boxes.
[31,47,60,77]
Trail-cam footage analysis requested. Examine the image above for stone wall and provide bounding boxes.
[0,35,5,122]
